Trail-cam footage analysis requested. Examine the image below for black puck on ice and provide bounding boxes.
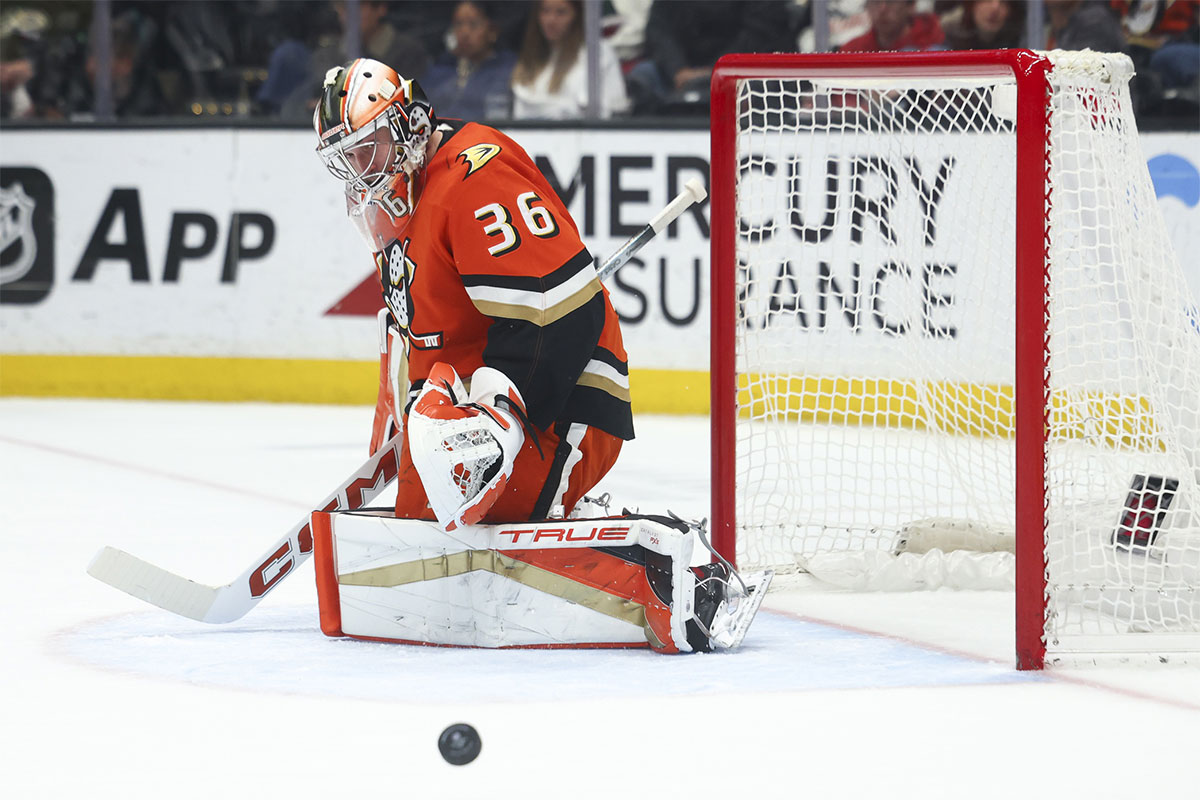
[438,723,482,765]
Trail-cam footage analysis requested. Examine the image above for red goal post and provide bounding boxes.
[709,50,1200,669]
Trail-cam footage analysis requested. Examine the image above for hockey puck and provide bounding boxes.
[438,723,482,765]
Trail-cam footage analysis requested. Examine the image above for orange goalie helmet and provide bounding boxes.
[314,58,435,220]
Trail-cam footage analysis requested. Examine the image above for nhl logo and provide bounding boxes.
[0,167,54,304]
[1,182,38,285]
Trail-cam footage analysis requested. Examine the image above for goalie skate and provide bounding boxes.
[706,568,773,650]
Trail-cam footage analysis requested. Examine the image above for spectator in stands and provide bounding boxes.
[1149,22,1198,90]
[161,1,245,114]
[486,2,537,52]
[627,0,792,114]
[311,1,431,96]
[794,0,874,52]
[1,2,88,120]
[1,3,54,119]
[840,0,945,51]
[1044,0,1126,51]
[420,1,516,120]
[48,7,165,119]
[511,0,629,120]
[1120,0,1199,89]
[1,43,36,119]
[605,0,651,66]
[940,0,1026,50]
[259,0,431,121]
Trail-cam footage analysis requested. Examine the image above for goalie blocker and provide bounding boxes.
[312,510,772,653]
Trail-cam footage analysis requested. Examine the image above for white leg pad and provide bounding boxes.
[313,511,696,649]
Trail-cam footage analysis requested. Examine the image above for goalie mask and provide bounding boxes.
[314,58,435,235]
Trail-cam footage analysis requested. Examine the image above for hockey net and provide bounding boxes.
[709,50,1200,667]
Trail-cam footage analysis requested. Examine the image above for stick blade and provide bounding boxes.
[88,546,220,622]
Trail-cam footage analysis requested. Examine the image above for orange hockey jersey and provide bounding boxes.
[361,120,633,441]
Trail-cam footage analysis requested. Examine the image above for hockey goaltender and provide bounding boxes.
[309,58,770,652]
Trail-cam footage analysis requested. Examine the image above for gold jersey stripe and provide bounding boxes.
[468,277,601,327]
[576,372,632,403]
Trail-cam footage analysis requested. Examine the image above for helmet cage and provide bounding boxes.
[317,98,433,196]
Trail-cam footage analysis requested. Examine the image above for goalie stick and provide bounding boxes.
[88,433,403,623]
[87,178,709,623]
[598,178,706,281]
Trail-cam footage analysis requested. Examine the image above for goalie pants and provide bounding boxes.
[393,418,623,523]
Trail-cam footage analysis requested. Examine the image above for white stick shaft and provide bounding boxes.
[598,178,707,281]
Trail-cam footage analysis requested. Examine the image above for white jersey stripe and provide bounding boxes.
[581,358,629,390]
[463,264,598,313]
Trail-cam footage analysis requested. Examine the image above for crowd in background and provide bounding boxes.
[1,0,1197,126]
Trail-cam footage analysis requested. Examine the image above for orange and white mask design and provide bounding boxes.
[314,58,434,240]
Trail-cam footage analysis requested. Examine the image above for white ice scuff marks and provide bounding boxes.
[55,606,1038,703]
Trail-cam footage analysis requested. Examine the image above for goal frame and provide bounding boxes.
[709,50,1054,669]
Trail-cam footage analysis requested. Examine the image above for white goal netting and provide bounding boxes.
[726,51,1200,661]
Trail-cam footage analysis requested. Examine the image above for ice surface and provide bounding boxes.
[56,609,1036,704]
[3,399,1199,799]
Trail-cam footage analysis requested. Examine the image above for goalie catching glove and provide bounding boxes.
[408,362,532,531]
